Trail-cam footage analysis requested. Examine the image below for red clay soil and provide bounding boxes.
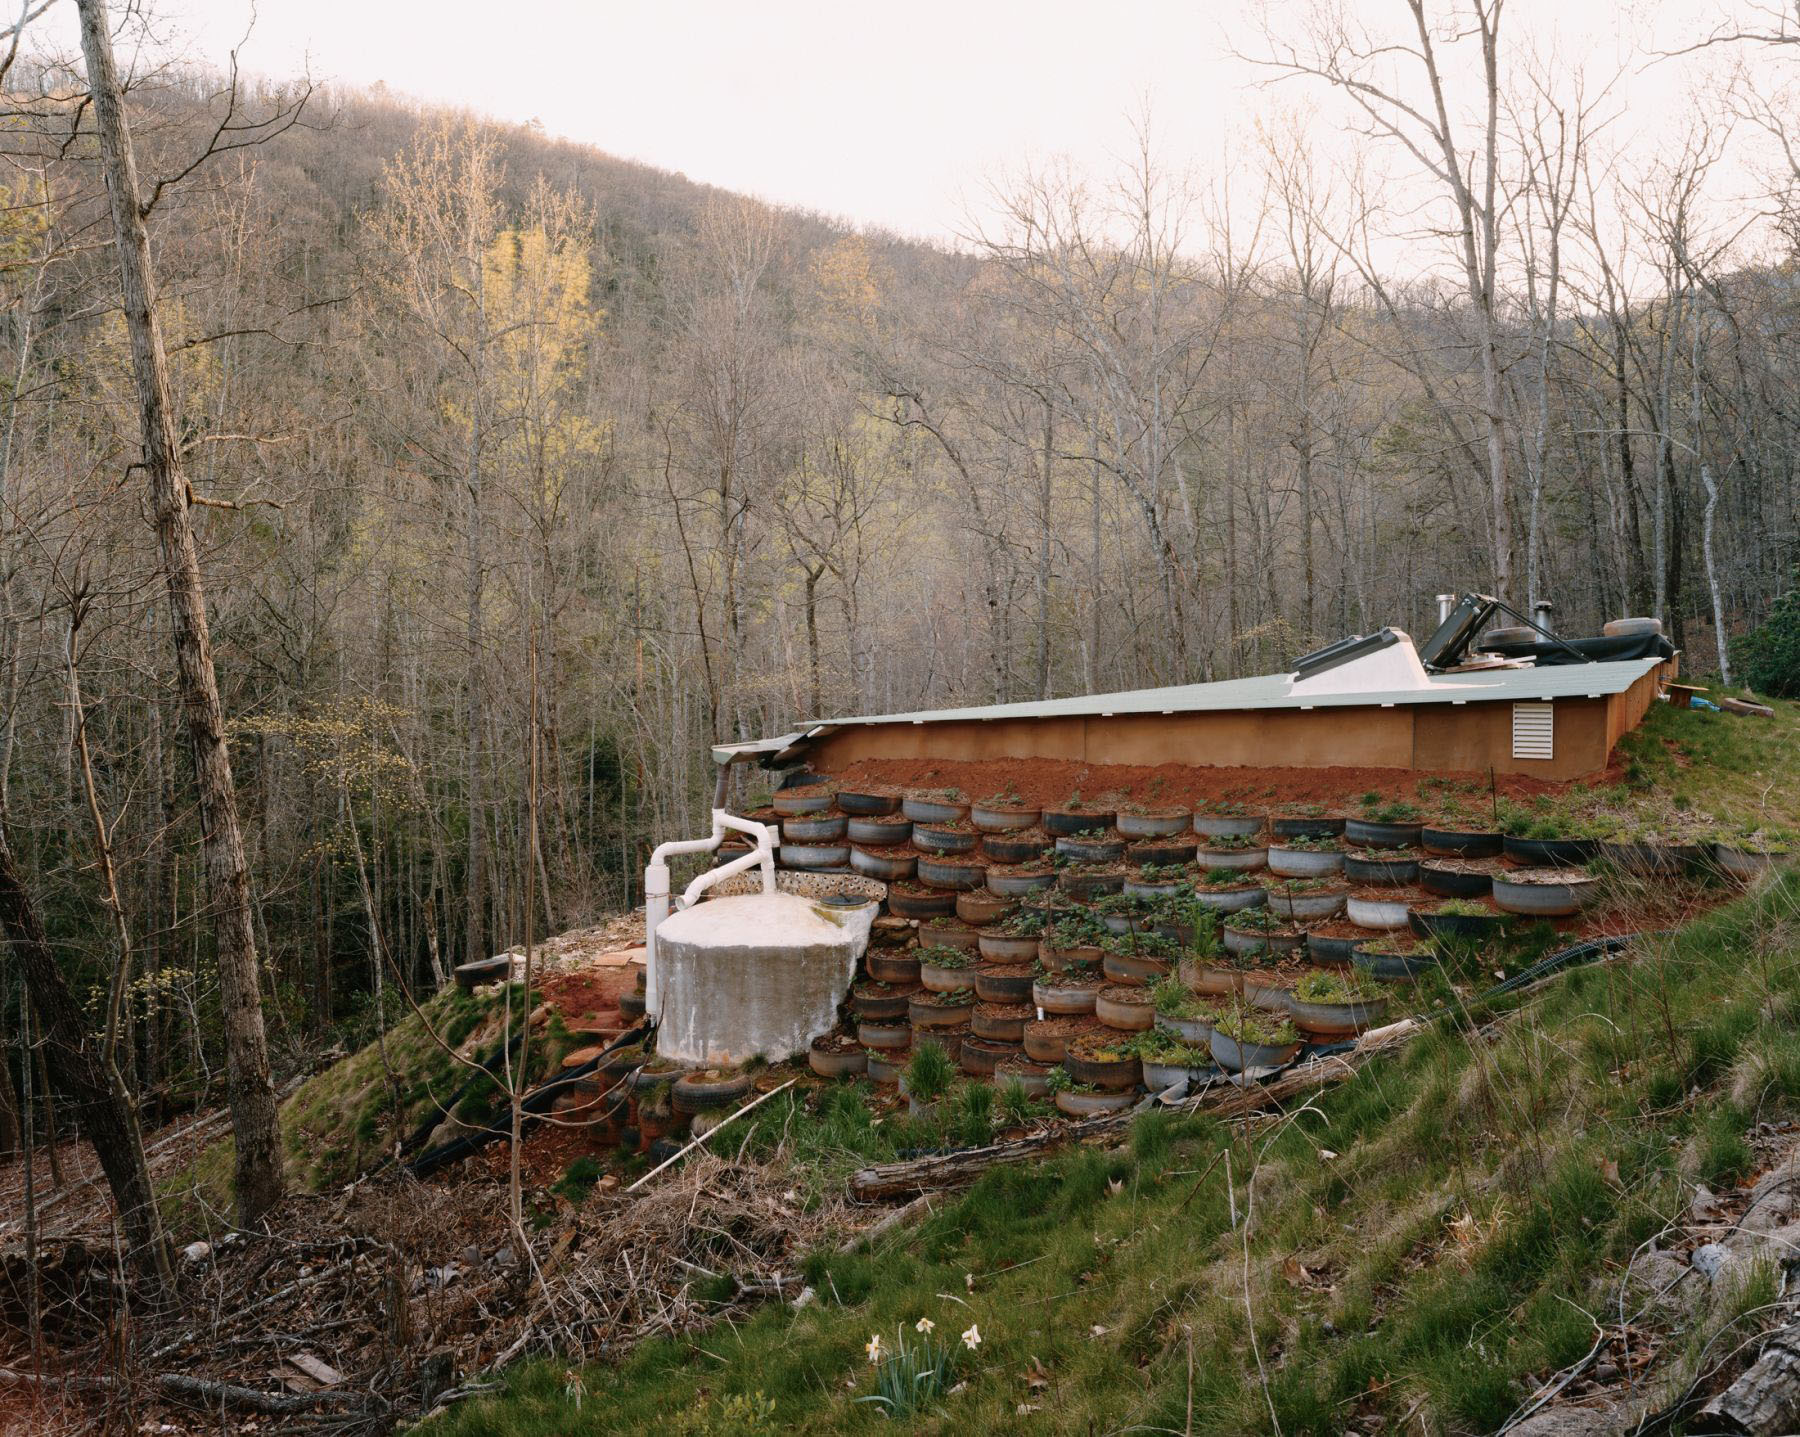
[463,1111,609,1189]
[830,757,1589,809]
[536,965,634,1022]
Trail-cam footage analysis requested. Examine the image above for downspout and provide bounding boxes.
[643,785,775,1016]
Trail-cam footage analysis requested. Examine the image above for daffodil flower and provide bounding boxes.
[915,1317,936,1334]
[961,1322,982,1350]
[866,1333,884,1364]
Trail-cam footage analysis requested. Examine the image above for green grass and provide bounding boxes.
[165,981,576,1222]
[1594,694,1799,838]
[1483,693,1800,845]
[421,870,1800,1436]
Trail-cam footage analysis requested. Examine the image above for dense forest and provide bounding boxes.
[0,1,1797,1128]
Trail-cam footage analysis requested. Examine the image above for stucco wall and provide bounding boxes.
[803,666,1668,779]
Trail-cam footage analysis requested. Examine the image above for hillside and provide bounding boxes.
[7,695,1780,1436]
[426,876,1800,1436]
[10,11,1800,1437]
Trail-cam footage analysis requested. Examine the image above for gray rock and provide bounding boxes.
[1507,1402,1628,1436]
[1747,1220,1800,1265]
[1750,1159,1800,1207]
[1740,1190,1796,1234]
[1692,1242,1734,1280]
[1630,1248,1696,1313]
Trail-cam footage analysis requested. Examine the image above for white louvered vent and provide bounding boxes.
[1511,702,1554,760]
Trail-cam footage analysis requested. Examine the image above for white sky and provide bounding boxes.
[31,1,1797,258]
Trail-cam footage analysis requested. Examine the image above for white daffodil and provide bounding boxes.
[866,1333,884,1365]
[961,1322,982,1350]
[915,1317,936,1334]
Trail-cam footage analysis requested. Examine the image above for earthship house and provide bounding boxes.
[720,597,1678,786]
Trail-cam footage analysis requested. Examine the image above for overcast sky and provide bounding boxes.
[33,1,1791,256]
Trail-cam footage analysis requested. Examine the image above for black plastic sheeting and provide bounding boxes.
[1480,633,1676,667]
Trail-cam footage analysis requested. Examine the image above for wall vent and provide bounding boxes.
[1511,702,1554,760]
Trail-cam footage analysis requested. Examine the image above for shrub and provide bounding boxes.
[952,1082,994,1145]
[1730,572,1800,696]
[996,1077,1033,1128]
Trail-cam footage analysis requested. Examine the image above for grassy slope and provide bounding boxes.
[168,982,574,1220]
[1614,693,1800,833]
[426,868,1800,1436]
[1516,693,1800,843]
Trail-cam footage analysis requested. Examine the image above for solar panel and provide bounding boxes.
[1418,594,1497,670]
[1293,629,1399,681]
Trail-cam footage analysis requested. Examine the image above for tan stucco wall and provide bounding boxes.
[803,666,1667,780]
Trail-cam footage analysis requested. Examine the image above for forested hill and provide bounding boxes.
[1,61,1796,1051]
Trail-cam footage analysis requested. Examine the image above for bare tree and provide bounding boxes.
[1259,0,1521,602]
[76,0,285,1221]
[0,805,171,1286]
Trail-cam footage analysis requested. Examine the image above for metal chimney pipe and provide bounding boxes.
[1436,593,1457,625]
[1532,599,1554,634]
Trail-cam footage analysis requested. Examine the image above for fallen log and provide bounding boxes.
[0,1366,372,1416]
[847,1019,1419,1201]
[1693,1322,1800,1434]
[839,1191,938,1252]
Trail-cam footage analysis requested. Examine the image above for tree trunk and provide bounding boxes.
[1695,1323,1800,1435]
[1614,329,1651,612]
[76,0,285,1223]
[0,814,171,1287]
[464,305,487,966]
[804,563,822,717]
[1037,397,1052,700]
[0,1037,18,1156]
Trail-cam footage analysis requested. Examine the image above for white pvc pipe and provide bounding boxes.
[680,819,775,907]
[643,808,775,1016]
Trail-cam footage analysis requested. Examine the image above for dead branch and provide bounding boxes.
[847,1018,1422,1201]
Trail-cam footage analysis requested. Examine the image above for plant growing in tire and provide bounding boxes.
[1133,1027,1215,1088]
[672,1067,754,1117]
[917,944,977,992]
[903,1040,954,1112]
[1150,977,1222,1042]
[1286,968,1388,1037]
[909,986,976,1026]
[1099,927,1179,991]
[1195,863,1258,884]
[1064,1029,1142,1088]
[1039,914,1105,971]
[1224,905,1301,945]
[1210,1005,1302,1072]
